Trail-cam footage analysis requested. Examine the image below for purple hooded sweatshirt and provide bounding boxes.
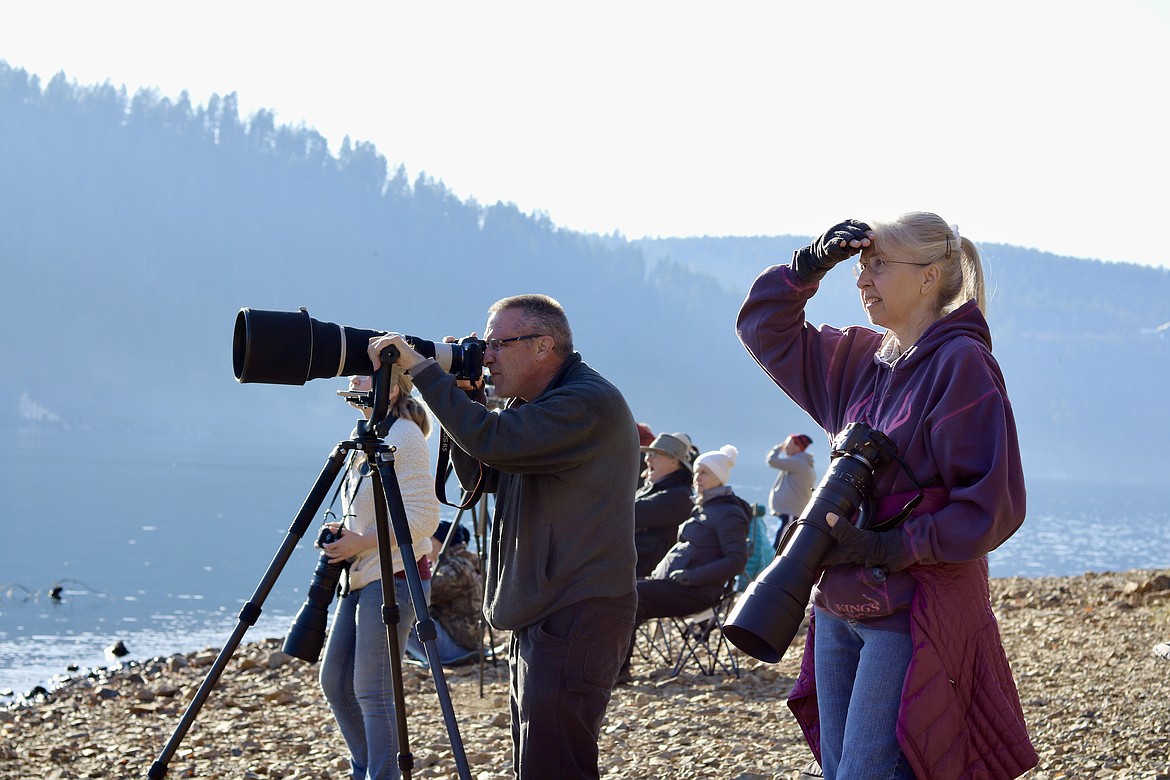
[737,263,1038,779]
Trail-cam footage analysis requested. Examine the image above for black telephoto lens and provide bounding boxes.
[283,527,349,663]
[232,307,485,386]
[724,423,896,663]
[234,308,382,385]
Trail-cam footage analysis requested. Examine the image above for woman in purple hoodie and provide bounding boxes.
[737,213,1037,780]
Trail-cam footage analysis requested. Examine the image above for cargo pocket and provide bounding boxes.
[581,612,635,689]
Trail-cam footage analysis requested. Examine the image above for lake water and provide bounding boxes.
[2,425,1169,701]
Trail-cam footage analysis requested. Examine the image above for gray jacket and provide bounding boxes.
[766,448,816,517]
[412,353,638,630]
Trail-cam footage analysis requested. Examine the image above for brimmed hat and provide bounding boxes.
[641,432,696,466]
[790,433,813,449]
[636,422,656,447]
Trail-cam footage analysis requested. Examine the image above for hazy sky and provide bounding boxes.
[3,1,1168,268]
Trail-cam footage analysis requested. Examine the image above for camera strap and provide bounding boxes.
[322,453,351,523]
[434,428,488,510]
[866,451,929,532]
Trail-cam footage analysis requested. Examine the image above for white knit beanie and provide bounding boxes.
[694,444,738,486]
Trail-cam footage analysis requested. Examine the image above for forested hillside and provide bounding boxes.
[2,63,1168,482]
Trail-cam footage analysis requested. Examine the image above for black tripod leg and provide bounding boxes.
[371,455,472,780]
[148,445,348,779]
[369,485,413,779]
[471,494,500,695]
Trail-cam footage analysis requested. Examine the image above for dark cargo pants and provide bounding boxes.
[507,592,637,779]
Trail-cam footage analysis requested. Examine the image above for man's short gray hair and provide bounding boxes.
[489,294,574,359]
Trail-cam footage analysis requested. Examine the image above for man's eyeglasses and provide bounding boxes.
[851,257,933,279]
[485,334,546,351]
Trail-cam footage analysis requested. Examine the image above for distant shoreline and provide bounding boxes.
[5,567,1167,705]
[0,613,296,703]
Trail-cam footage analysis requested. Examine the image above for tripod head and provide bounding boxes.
[368,346,398,432]
[345,346,402,440]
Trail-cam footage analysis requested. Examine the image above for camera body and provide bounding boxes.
[282,525,351,663]
[317,523,346,549]
[446,336,486,385]
[724,422,897,663]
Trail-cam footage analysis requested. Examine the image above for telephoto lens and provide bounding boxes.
[282,526,350,663]
[232,307,485,385]
[724,423,896,663]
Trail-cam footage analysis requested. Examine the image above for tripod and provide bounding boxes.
[149,357,471,780]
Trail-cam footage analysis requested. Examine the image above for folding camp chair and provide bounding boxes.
[635,609,675,667]
[636,576,742,679]
[665,577,741,678]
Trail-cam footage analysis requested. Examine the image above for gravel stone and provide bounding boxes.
[1,569,1167,778]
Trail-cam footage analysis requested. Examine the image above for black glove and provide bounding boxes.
[821,516,911,572]
[791,219,873,284]
[668,569,692,586]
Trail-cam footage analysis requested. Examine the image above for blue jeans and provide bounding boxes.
[319,577,431,780]
[813,610,916,780]
[406,621,481,666]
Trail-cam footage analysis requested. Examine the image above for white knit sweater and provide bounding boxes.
[340,417,441,591]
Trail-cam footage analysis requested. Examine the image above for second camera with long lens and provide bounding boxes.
[282,525,350,662]
[724,422,898,663]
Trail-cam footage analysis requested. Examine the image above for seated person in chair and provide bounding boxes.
[634,431,698,577]
[619,444,751,681]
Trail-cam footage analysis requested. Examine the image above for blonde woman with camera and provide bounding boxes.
[318,373,440,780]
[738,214,1035,780]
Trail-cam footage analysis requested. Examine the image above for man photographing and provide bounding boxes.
[368,294,639,780]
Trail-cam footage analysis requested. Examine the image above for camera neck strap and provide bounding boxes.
[865,451,929,532]
[434,428,488,510]
[328,416,398,522]
[322,453,352,523]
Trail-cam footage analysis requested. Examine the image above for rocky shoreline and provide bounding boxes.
[2,569,1169,779]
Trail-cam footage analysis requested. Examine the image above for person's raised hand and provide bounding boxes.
[792,219,874,283]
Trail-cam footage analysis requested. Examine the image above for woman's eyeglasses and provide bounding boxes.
[852,257,933,279]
